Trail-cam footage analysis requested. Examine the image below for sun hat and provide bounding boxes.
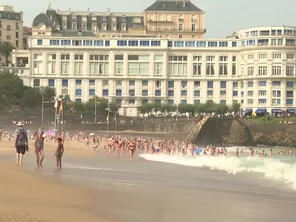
[16,121,24,127]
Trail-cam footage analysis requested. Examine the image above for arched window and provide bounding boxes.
[6,25,11,31]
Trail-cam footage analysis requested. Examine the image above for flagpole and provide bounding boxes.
[53,99,58,148]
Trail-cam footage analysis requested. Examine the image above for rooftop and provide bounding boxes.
[144,0,203,12]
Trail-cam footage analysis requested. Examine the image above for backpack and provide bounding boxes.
[17,128,25,141]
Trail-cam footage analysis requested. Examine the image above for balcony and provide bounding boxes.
[148,19,173,23]
[148,27,206,33]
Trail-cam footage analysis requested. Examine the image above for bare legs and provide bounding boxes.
[129,149,135,161]
[56,157,62,170]
[16,153,23,166]
[35,149,44,167]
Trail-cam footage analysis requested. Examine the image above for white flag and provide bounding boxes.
[54,100,58,109]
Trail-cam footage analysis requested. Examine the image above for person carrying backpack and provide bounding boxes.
[15,121,28,166]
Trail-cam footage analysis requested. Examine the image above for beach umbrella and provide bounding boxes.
[45,129,58,136]
[89,133,95,136]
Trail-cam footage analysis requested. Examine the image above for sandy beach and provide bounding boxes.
[1,137,296,222]
[0,139,110,222]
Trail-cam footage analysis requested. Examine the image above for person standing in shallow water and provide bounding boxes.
[15,122,28,166]
[54,137,64,170]
[34,131,45,167]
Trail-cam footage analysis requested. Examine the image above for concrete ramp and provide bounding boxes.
[185,116,210,144]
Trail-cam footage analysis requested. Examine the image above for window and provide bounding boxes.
[272,81,281,86]
[103,90,109,96]
[61,54,70,74]
[116,90,122,96]
[48,79,55,87]
[61,40,71,46]
[117,40,127,46]
[193,56,202,76]
[287,81,294,88]
[88,89,96,96]
[272,66,282,76]
[89,80,95,86]
[89,55,109,75]
[155,81,161,88]
[75,99,82,103]
[181,100,187,105]
[76,80,82,86]
[83,40,93,46]
[168,56,188,75]
[62,79,68,87]
[272,53,281,59]
[128,62,149,75]
[287,91,294,98]
[219,56,228,75]
[272,90,281,97]
[194,100,200,104]
[286,99,293,105]
[6,25,11,31]
[220,100,226,105]
[142,90,148,96]
[37,39,43,45]
[207,91,213,96]
[181,90,187,97]
[168,99,174,105]
[258,53,267,59]
[151,41,161,46]
[233,82,238,88]
[129,99,135,105]
[116,80,122,87]
[33,61,42,74]
[220,81,226,89]
[208,42,218,47]
[248,54,254,60]
[258,66,267,76]
[94,40,104,46]
[219,42,228,47]
[259,99,267,104]
[248,81,253,87]
[128,41,138,46]
[75,89,82,96]
[155,90,161,96]
[287,54,295,60]
[181,81,187,88]
[154,62,163,75]
[129,90,135,96]
[168,90,174,97]
[50,40,59,45]
[206,56,215,75]
[115,62,123,75]
[168,81,174,88]
[207,81,213,89]
[247,91,253,97]
[179,24,183,31]
[194,81,200,88]
[194,90,200,97]
[33,79,40,87]
[258,90,266,96]
[233,91,238,96]
[258,81,267,86]
[47,61,56,74]
[247,67,254,76]
[140,41,150,46]
[286,66,294,76]
[129,80,135,86]
[142,80,148,87]
[191,24,196,31]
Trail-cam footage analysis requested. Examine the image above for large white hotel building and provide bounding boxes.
[5,1,296,116]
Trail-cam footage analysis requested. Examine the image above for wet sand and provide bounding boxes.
[1,139,296,222]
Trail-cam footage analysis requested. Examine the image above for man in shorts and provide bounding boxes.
[15,122,28,166]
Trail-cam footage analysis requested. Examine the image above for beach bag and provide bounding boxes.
[17,129,25,141]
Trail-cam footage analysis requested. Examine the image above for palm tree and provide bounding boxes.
[0,41,15,65]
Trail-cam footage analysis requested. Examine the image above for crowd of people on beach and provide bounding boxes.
[1,121,295,170]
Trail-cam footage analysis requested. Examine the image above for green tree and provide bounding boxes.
[109,100,121,116]
[41,86,56,103]
[0,41,15,65]
[137,105,147,116]
[137,103,154,116]
[231,103,241,114]
[21,87,42,108]
[0,71,24,107]
[85,97,108,116]
[215,104,230,114]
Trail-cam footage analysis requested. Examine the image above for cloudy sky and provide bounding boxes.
[7,0,296,38]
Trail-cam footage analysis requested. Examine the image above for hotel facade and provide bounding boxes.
[6,2,296,116]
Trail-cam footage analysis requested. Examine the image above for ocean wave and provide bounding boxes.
[139,153,296,190]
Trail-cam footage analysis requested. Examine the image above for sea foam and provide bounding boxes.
[139,153,296,190]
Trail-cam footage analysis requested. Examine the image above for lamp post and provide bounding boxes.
[41,94,44,129]
[94,96,97,124]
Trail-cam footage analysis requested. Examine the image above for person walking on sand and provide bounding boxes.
[34,131,45,167]
[54,137,64,170]
[15,122,28,166]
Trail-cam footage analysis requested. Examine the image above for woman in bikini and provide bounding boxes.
[34,131,45,167]
[128,139,136,160]
[54,137,64,170]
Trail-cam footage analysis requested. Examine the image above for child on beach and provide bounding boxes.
[54,137,64,170]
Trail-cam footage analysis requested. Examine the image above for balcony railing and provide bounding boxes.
[148,27,206,33]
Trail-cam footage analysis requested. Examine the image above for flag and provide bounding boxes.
[54,100,58,109]
[106,112,109,124]
[59,101,63,113]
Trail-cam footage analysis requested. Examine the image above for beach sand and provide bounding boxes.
[0,139,111,222]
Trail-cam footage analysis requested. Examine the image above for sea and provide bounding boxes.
[139,146,296,190]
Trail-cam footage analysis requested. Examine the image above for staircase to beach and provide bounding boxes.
[185,116,210,144]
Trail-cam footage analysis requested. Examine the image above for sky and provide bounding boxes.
[6,0,296,38]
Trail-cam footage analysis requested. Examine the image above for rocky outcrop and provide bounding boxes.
[193,118,296,147]
[185,116,210,144]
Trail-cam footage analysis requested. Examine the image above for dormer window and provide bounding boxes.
[72,22,77,30]
[101,16,107,22]
[121,16,126,22]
